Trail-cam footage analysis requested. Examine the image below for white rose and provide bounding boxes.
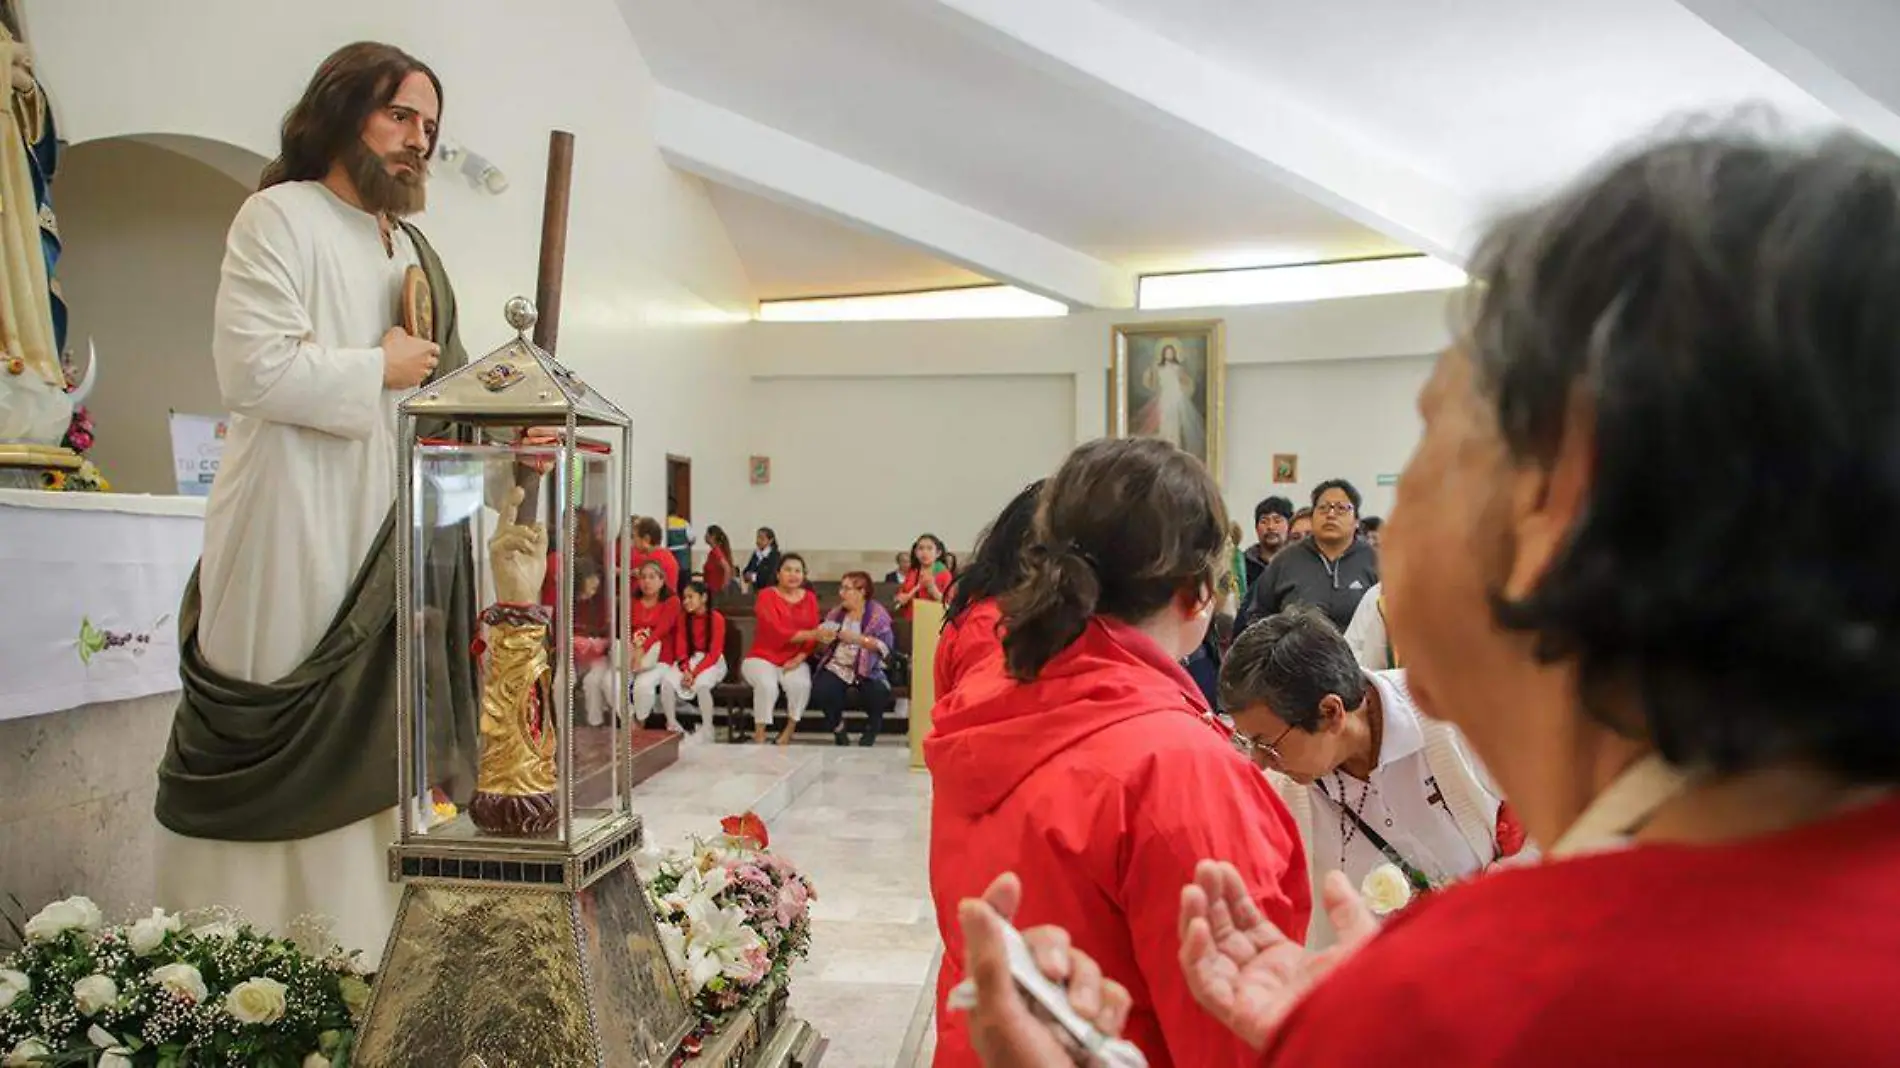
[337,975,371,1016]
[2,1039,49,1067]
[99,1052,133,1068]
[1360,863,1415,915]
[126,908,181,956]
[72,973,118,1017]
[150,962,208,1004]
[0,969,27,1010]
[304,1054,332,1068]
[225,976,288,1025]
[22,895,103,942]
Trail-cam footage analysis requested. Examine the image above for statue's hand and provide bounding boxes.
[7,42,34,95]
[490,486,550,605]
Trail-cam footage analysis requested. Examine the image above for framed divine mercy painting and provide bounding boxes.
[1109,319,1226,483]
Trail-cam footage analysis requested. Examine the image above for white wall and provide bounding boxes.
[26,0,754,523]
[747,373,1074,551]
[736,290,1452,541]
[56,140,248,495]
[1225,354,1432,520]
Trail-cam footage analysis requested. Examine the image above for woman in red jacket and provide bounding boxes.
[659,579,726,736]
[935,479,1043,699]
[743,553,822,745]
[628,561,681,728]
[924,438,1308,1068]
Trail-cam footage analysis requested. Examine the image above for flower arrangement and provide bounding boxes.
[647,813,815,1056]
[41,358,109,494]
[0,897,369,1067]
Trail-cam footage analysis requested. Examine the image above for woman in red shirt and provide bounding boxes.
[702,524,736,595]
[958,131,1900,1068]
[893,533,952,619]
[925,438,1307,1068]
[742,552,822,746]
[659,579,727,736]
[627,561,680,728]
[935,480,1043,699]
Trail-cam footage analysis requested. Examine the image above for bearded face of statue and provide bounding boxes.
[345,69,437,217]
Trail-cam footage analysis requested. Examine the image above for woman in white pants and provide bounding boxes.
[742,553,822,745]
[627,561,680,728]
[660,580,730,733]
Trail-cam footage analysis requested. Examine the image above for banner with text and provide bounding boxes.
[169,412,228,497]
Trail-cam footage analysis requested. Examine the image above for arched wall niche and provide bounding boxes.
[55,134,258,493]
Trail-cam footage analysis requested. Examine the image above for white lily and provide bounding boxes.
[658,922,722,995]
[686,898,766,981]
[663,863,728,915]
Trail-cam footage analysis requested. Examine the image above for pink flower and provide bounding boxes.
[776,876,810,927]
[742,944,770,985]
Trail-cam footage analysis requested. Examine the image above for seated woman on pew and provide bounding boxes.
[937,480,1043,697]
[743,552,822,745]
[659,579,727,736]
[811,571,898,747]
[894,533,952,619]
[628,561,680,729]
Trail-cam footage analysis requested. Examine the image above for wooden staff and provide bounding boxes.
[533,130,575,354]
[516,130,576,523]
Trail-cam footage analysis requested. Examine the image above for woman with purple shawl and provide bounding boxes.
[811,570,898,746]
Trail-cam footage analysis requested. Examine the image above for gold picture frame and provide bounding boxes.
[1109,319,1226,483]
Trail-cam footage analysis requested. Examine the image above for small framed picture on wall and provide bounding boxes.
[749,455,771,485]
[1108,319,1226,483]
[1272,453,1299,483]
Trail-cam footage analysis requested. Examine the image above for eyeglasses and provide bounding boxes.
[1228,721,1297,769]
[1314,502,1356,516]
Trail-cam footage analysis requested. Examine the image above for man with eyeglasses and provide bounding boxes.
[1238,479,1379,633]
[1219,608,1523,947]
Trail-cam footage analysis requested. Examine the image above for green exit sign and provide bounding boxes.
[1376,473,1399,486]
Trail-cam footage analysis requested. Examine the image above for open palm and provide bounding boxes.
[1177,861,1379,1051]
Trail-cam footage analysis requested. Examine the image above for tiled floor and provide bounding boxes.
[634,739,938,1068]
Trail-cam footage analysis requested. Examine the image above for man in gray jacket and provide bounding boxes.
[1237,479,1378,632]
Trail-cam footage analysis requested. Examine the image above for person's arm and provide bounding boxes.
[212,196,406,438]
[1120,746,1310,1067]
[1342,588,1387,670]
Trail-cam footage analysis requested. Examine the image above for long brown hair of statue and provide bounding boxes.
[1002,438,1229,681]
[259,41,443,190]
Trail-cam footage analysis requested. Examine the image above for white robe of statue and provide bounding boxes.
[156,180,416,960]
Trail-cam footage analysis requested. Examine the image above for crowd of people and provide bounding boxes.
[922,126,1900,1067]
[576,517,966,749]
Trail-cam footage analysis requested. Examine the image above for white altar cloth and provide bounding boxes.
[0,488,204,720]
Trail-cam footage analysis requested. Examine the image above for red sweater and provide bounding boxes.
[924,618,1309,1068]
[671,609,728,682]
[935,597,1004,698]
[1264,793,1900,1066]
[704,546,733,593]
[898,565,952,619]
[629,596,681,663]
[748,588,819,664]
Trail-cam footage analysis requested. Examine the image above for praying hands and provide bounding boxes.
[957,861,1380,1063]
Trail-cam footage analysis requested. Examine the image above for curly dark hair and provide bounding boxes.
[1466,125,1900,782]
[259,41,442,190]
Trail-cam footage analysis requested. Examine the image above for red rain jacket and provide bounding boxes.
[924,616,1309,1068]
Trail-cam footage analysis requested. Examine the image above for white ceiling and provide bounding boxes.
[616,0,1897,305]
[704,184,989,301]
